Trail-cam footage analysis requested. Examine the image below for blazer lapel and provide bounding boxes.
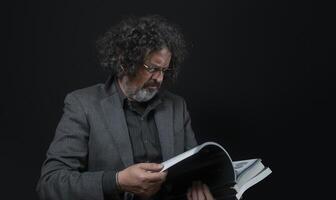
[100,85,134,167]
[155,99,175,161]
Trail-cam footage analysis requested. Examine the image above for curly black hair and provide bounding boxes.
[96,15,187,81]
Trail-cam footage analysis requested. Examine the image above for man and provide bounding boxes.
[36,15,214,200]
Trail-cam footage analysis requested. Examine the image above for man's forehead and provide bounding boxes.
[146,49,171,67]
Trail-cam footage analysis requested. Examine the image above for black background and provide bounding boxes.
[1,0,334,199]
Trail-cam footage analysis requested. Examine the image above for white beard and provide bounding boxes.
[129,87,158,102]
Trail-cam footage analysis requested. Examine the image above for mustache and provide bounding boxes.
[144,80,161,88]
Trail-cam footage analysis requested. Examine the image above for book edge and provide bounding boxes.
[235,167,272,199]
[161,141,234,173]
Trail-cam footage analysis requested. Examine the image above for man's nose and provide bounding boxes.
[152,71,164,82]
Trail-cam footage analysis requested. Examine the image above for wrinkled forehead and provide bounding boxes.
[145,48,172,67]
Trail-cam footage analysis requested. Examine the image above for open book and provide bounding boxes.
[160,142,272,200]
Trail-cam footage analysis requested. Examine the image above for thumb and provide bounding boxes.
[139,163,163,172]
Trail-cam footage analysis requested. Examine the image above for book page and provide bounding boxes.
[235,160,265,189]
[235,167,272,199]
[161,141,232,171]
[233,159,259,176]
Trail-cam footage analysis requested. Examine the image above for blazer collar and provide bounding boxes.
[101,77,134,167]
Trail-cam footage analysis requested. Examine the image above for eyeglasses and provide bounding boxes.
[143,64,173,75]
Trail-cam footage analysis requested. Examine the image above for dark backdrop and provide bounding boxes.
[1,0,334,199]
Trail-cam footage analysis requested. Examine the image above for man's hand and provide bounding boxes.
[187,181,214,200]
[117,163,167,198]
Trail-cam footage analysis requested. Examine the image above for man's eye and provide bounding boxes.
[149,68,156,72]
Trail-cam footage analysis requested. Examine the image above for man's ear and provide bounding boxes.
[120,65,125,72]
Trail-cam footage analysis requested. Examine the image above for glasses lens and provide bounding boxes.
[148,68,156,73]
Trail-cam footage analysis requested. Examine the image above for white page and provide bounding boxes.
[235,167,272,199]
[160,142,233,172]
[233,159,259,176]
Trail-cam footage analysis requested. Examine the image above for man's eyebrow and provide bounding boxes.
[147,63,169,68]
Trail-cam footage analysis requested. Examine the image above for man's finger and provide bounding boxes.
[196,181,206,200]
[187,187,192,200]
[146,172,167,183]
[202,184,214,200]
[160,171,168,179]
[192,181,198,200]
[139,163,163,172]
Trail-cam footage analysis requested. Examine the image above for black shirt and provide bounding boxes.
[103,79,163,198]
[116,80,163,164]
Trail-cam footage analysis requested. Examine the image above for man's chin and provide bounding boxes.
[145,86,160,93]
[131,88,158,102]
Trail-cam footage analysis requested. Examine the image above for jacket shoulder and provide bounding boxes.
[64,84,108,105]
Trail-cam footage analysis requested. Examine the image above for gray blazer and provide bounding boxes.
[36,77,197,200]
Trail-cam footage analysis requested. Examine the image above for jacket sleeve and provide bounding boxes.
[36,93,120,200]
[182,99,198,150]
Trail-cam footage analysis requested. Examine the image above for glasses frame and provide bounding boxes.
[143,64,173,75]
